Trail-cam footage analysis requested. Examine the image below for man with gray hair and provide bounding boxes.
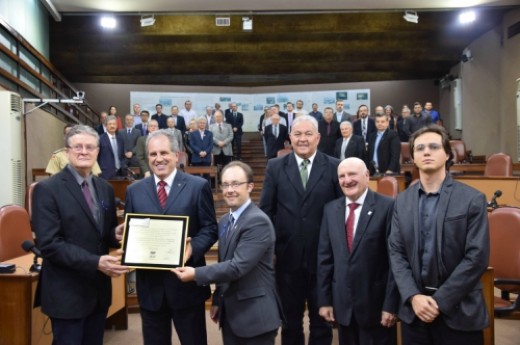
[98,115,127,179]
[124,129,218,345]
[32,125,128,345]
[260,115,342,345]
[210,110,234,167]
[334,121,366,161]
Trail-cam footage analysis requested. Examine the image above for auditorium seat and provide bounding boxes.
[449,140,471,163]
[377,176,399,198]
[277,148,293,157]
[400,143,412,164]
[25,182,38,219]
[484,153,513,177]
[0,205,34,261]
[488,207,520,316]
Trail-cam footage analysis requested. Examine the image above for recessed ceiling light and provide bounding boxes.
[459,10,476,24]
[403,10,419,24]
[100,16,117,29]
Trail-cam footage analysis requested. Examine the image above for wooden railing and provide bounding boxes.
[0,17,99,126]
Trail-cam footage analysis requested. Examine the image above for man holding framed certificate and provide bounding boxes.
[123,129,218,345]
[174,161,282,345]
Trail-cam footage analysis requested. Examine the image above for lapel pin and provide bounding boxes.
[367,211,373,216]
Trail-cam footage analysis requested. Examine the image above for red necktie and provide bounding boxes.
[157,180,168,209]
[346,203,359,251]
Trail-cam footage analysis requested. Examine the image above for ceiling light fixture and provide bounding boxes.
[459,10,476,24]
[100,16,117,29]
[403,10,419,24]
[242,17,253,32]
[140,15,156,27]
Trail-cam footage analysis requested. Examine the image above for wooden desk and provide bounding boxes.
[454,176,520,207]
[0,253,127,345]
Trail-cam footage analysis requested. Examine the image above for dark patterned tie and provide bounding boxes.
[157,180,168,209]
[346,203,359,251]
[81,180,96,221]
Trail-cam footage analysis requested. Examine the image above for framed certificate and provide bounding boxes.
[121,213,189,269]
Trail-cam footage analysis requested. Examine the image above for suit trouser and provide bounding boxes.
[276,267,333,345]
[232,133,242,158]
[337,314,396,345]
[222,317,278,345]
[50,307,108,345]
[401,317,483,345]
[140,301,207,345]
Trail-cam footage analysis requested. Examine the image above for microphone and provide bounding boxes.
[21,240,42,273]
[115,197,125,207]
[487,190,502,209]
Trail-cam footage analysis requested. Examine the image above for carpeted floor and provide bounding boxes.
[104,311,520,345]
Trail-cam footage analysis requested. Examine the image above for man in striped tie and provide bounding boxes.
[123,129,218,345]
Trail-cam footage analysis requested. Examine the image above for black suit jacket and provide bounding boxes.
[125,172,218,311]
[317,189,399,327]
[366,129,401,175]
[95,124,106,135]
[317,120,340,157]
[396,116,412,142]
[32,168,119,319]
[171,115,187,135]
[225,112,244,135]
[152,113,169,129]
[353,117,376,142]
[333,134,366,161]
[135,122,149,136]
[98,132,126,179]
[259,151,342,273]
[264,124,288,159]
[388,175,490,331]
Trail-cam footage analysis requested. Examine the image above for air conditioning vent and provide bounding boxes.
[10,92,22,113]
[216,17,231,27]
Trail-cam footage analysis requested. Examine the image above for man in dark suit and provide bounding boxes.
[317,157,398,345]
[225,102,244,160]
[32,125,128,345]
[264,114,288,159]
[189,117,213,167]
[334,121,366,161]
[124,129,218,345]
[170,105,187,135]
[353,105,376,143]
[135,110,151,136]
[174,161,282,345]
[318,107,341,157]
[95,111,108,135]
[366,113,401,175]
[118,114,141,167]
[388,125,489,345]
[396,106,413,142]
[98,115,127,179]
[260,115,343,345]
[151,103,169,129]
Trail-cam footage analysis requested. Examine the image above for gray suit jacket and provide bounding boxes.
[209,122,234,156]
[317,189,399,327]
[196,203,282,338]
[388,175,489,331]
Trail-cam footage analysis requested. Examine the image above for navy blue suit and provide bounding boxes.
[225,111,244,159]
[125,172,218,344]
[98,132,126,179]
[189,130,213,165]
[151,113,169,129]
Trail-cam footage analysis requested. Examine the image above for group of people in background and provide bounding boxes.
[258,100,441,176]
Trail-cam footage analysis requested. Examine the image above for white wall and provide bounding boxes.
[0,0,49,58]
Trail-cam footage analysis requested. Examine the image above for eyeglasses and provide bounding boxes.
[220,181,249,191]
[69,145,98,152]
[413,143,443,153]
